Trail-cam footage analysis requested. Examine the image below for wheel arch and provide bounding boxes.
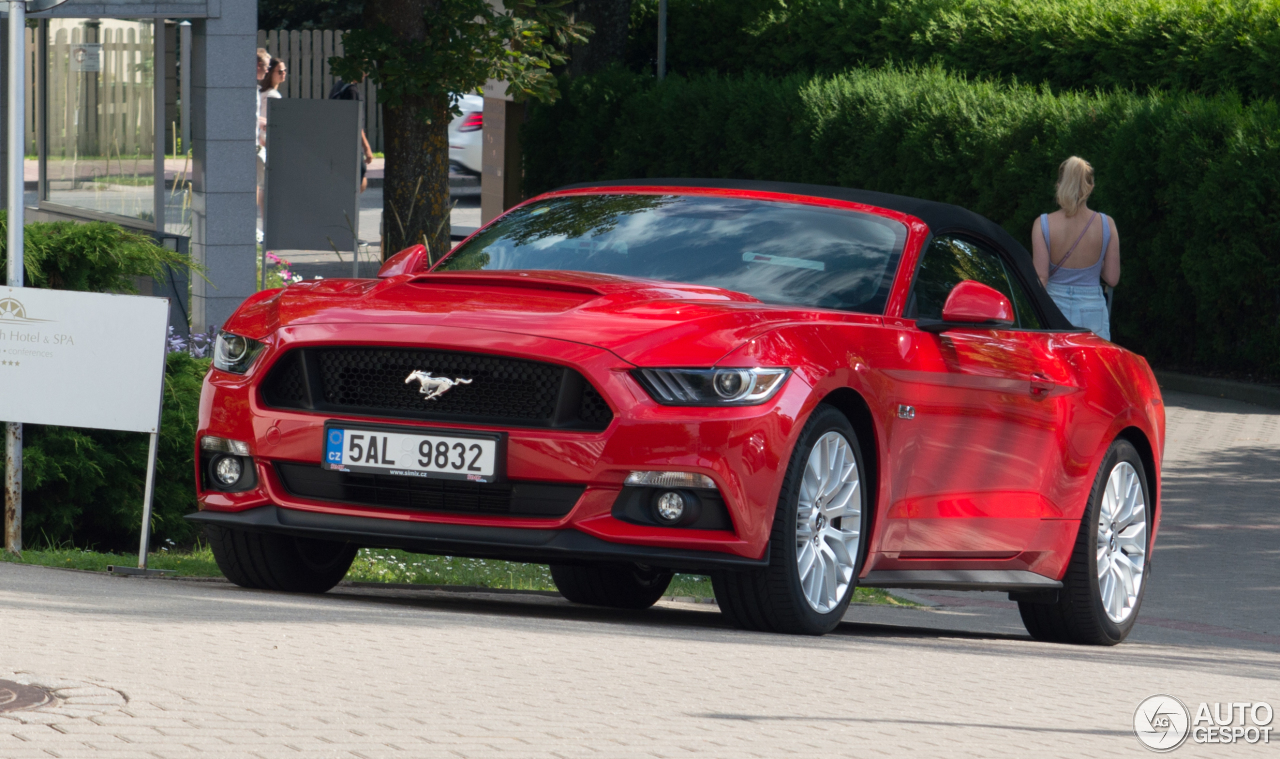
[814,387,881,553]
[1115,425,1160,524]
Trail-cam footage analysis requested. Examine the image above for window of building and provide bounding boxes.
[41,19,158,225]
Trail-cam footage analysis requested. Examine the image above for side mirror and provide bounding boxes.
[918,280,1015,332]
[377,244,430,278]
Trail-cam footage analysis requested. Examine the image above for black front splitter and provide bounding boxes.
[186,506,768,573]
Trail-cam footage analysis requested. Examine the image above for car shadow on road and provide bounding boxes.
[322,584,1035,644]
[312,584,1280,679]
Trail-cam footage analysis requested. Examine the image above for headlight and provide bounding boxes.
[213,331,264,374]
[633,367,790,406]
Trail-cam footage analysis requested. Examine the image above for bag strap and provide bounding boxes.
[1049,211,1097,274]
[1100,213,1111,262]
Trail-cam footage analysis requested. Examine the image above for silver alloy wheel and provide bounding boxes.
[1096,461,1147,623]
[795,431,862,613]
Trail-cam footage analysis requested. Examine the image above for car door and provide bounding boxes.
[885,235,1068,558]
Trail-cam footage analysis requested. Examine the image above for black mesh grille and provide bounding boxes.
[261,347,612,430]
[262,351,307,407]
[318,347,560,420]
[579,384,613,428]
[275,462,583,518]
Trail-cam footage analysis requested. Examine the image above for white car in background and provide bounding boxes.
[448,94,484,175]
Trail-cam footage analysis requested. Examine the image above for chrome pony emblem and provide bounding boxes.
[405,370,473,401]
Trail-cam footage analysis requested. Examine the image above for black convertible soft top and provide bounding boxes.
[561,178,1073,330]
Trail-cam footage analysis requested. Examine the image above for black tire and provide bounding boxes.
[712,405,869,635]
[205,524,357,594]
[550,563,673,609]
[1018,439,1152,645]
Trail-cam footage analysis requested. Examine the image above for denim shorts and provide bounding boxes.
[1046,282,1111,341]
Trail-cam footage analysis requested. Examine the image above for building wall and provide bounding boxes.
[189,0,257,331]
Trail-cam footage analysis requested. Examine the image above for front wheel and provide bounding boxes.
[1018,439,1152,645]
[550,563,673,609]
[713,405,868,635]
[205,525,357,594]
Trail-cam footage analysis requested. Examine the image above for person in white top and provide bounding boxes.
[256,49,271,223]
[256,57,286,226]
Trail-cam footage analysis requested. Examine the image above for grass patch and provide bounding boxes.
[0,545,221,576]
[0,546,912,604]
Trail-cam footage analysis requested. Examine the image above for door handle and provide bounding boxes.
[1030,373,1055,398]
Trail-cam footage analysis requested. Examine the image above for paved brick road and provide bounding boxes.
[0,390,1276,758]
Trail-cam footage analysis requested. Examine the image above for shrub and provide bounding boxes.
[0,213,205,550]
[524,67,1280,377]
[12,352,209,550]
[0,213,191,292]
[627,0,1280,100]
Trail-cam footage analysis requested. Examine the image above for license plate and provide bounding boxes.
[323,423,504,482]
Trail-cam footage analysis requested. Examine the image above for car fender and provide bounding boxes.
[717,320,895,547]
[1053,339,1165,536]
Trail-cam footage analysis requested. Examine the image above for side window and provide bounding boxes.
[910,236,1042,328]
[1003,262,1044,329]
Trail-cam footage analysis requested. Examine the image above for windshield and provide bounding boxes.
[436,194,908,313]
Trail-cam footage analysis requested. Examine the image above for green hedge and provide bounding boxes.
[0,214,205,550]
[524,67,1280,377]
[628,0,1280,99]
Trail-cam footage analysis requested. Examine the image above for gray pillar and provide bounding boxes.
[480,81,524,225]
[189,0,257,333]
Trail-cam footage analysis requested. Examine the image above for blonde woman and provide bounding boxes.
[1031,156,1121,340]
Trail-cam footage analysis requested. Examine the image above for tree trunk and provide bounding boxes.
[567,0,632,76]
[365,0,451,260]
[382,96,451,260]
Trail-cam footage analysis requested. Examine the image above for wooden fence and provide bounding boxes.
[257,30,384,152]
[21,28,383,155]
[45,22,156,161]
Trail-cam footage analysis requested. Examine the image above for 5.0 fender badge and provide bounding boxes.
[405,370,473,401]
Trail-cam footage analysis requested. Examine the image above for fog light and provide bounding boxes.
[655,490,686,524]
[213,456,243,487]
[651,489,701,527]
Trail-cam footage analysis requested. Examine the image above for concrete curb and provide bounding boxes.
[1154,370,1280,411]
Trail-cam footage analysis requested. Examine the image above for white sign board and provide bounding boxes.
[70,44,102,72]
[0,287,169,433]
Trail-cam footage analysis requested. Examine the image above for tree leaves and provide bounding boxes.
[330,0,592,119]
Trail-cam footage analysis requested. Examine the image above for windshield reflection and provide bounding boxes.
[438,194,907,313]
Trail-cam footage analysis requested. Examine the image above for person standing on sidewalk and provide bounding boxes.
[1031,156,1121,340]
[256,59,287,232]
[256,48,272,226]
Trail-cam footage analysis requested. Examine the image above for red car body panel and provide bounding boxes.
[194,184,1165,586]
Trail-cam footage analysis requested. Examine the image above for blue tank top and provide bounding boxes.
[1041,213,1110,287]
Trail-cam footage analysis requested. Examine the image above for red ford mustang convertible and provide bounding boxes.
[192,180,1163,643]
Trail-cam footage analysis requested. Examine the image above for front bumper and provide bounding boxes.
[187,506,770,571]
[195,323,810,569]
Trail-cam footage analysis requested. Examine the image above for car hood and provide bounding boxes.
[227,271,817,366]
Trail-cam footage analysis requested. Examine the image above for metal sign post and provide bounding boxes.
[4,0,86,556]
[5,0,29,555]
[110,324,171,578]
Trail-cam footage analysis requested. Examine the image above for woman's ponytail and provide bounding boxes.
[1055,156,1095,217]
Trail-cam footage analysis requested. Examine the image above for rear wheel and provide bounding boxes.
[1018,439,1151,645]
[550,563,673,610]
[205,525,357,593]
[713,405,867,635]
